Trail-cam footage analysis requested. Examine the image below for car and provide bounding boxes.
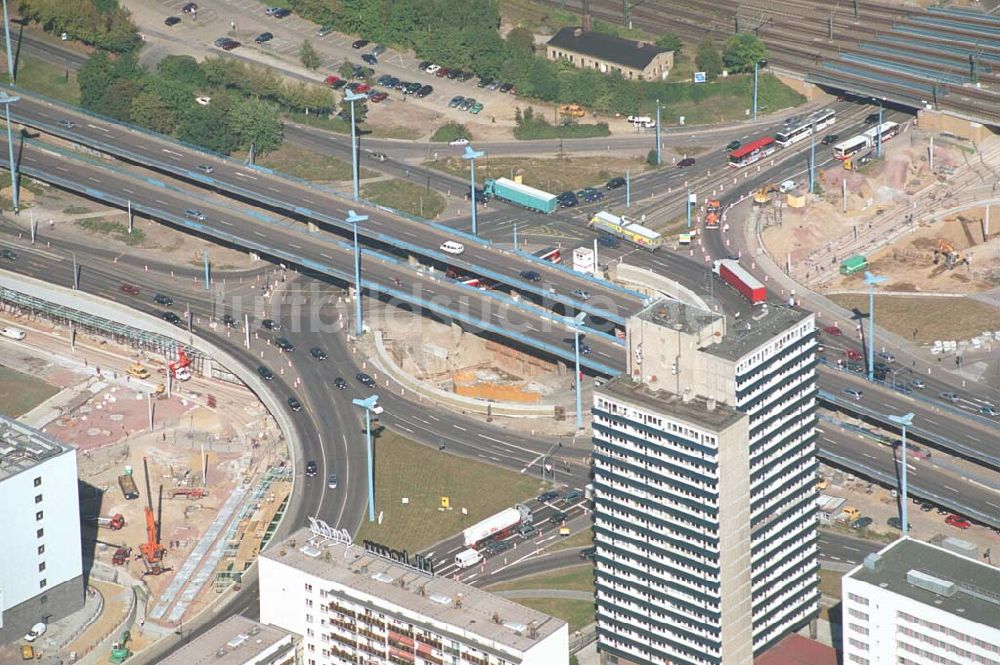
[537,490,559,503]
[330,79,347,90]
[352,39,369,49]
[288,396,303,412]
[185,208,206,221]
[24,623,46,643]
[548,511,568,525]
[978,405,999,416]
[377,74,393,86]
[844,349,862,361]
[448,95,464,108]
[877,351,895,363]
[369,151,388,162]
[579,343,591,355]
[939,391,959,403]
[255,32,274,43]
[161,311,182,324]
[356,372,376,387]
[309,347,327,360]
[393,80,409,91]
[440,241,464,255]
[474,188,488,204]
[221,314,237,327]
[470,102,484,114]
[571,289,591,301]
[435,68,449,78]
[499,82,514,93]
[677,157,696,168]
[519,270,542,283]
[447,69,461,80]
[846,361,865,374]
[164,16,181,26]
[598,234,620,248]
[487,79,501,90]
[264,6,280,15]
[316,25,334,37]
[275,337,294,352]
[865,112,880,125]
[843,388,863,400]
[558,192,578,208]
[369,91,388,103]
[334,377,348,390]
[257,365,274,380]
[919,502,935,512]
[459,98,475,111]
[909,378,925,389]
[361,53,378,65]
[459,71,476,82]
[371,44,387,56]
[579,546,597,560]
[328,473,338,489]
[945,514,971,529]
[486,540,513,555]
[120,283,140,296]
[153,293,174,306]
[182,2,198,13]
[823,325,843,336]
[416,85,433,98]
[425,64,441,74]
[887,517,911,530]
[726,139,741,151]
[220,40,241,50]
[196,164,214,174]
[449,137,469,147]
[305,460,318,476]
[821,134,839,145]
[324,74,342,86]
[851,517,873,530]
[417,60,432,70]
[272,7,291,17]
[261,318,280,330]
[606,176,626,189]
[405,82,422,95]
[351,82,371,93]
[561,489,584,504]
[476,76,490,88]
[517,523,537,538]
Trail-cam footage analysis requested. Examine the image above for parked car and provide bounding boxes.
[579,546,597,560]
[448,95,464,108]
[425,64,441,74]
[887,517,911,530]
[164,16,181,26]
[316,25,334,37]
[561,489,584,504]
[371,44,387,56]
[287,396,303,412]
[470,102,484,114]
[435,68,450,78]
[459,98,475,111]
[361,53,377,65]
[946,514,971,529]
[352,39,369,49]
[416,84,433,98]
[309,347,327,360]
[219,40,241,50]
[24,623,46,643]
[405,82,422,95]
[677,157,696,168]
[499,82,514,93]
[417,60,432,71]
[606,176,626,189]
[182,2,198,13]
[369,91,388,103]
[377,74,393,86]
[536,490,559,503]
[356,372,376,387]
[851,517,873,530]
[919,502,935,512]
[254,32,274,44]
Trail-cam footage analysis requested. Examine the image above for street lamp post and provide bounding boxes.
[864,271,886,382]
[0,91,20,212]
[888,412,914,539]
[809,121,816,194]
[462,145,485,236]
[655,98,662,165]
[346,210,368,336]
[625,170,631,208]
[345,90,367,201]
[353,394,381,523]
[2,0,14,84]
[752,60,766,122]
[560,312,587,430]
[874,97,885,159]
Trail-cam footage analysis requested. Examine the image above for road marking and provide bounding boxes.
[87,176,101,183]
[427,414,439,421]
[235,171,258,180]
[943,485,959,493]
[829,556,841,561]
[862,453,875,459]
[162,148,183,159]
[289,243,302,249]
[320,252,333,259]
[843,546,860,552]
[397,424,413,433]
[121,188,134,195]
[220,220,233,226]
[453,425,466,431]
[254,231,267,238]
[154,199,169,205]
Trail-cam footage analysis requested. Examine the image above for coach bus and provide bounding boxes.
[775,109,836,147]
[862,121,900,149]
[832,134,870,160]
[729,136,776,168]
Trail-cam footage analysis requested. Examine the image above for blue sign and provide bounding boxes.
[693,72,706,83]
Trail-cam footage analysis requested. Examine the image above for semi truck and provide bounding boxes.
[463,504,532,549]
[483,178,557,214]
[118,472,139,500]
[713,259,767,305]
[705,199,721,229]
[589,211,662,251]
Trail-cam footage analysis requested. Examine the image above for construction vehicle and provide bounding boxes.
[932,239,969,269]
[112,546,132,566]
[125,364,151,380]
[168,487,209,500]
[118,472,139,500]
[139,457,169,576]
[110,630,131,663]
[705,199,721,229]
[92,513,126,530]
[168,349,192,381]
[558,103,585,118]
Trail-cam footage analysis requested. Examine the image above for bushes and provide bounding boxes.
[513,106,609,140]
[430,122,471,143]
[19,0,140,53]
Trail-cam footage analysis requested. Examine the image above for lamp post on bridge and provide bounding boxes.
[345,210,368,336]
[864,270,886,383]
[2,0,15,84]
[888,412,914,539]
[353,394,381,523]
[560,312,587,431]
[462,145,485,237]
[345,90,367,201]
[0,90,20,213]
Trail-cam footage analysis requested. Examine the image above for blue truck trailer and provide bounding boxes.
[483,178,557,214]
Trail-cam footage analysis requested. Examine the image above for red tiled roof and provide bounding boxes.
[754,634,838,665]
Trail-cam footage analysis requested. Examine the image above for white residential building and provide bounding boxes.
[0,416,84,643]
[594,299,819,665]
[159,615,298,665]
[259,525,568,665]
[842,537,1000,665]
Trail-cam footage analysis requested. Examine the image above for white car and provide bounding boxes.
[449,137,469,147]
[440,241,464,255]
[779,179,797,193]
[24,623,46,642]
[425,64,441,74]
[327,473,338,489]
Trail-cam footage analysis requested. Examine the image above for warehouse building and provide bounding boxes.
[546,27,673,81]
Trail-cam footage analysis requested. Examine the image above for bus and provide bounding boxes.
[729,136,776,168]
[589,211,663,251]
[775,108,836,147]
[832,134,870,160]
[862,121,899,149]
[533,247,562,264]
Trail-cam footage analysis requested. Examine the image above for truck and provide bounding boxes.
[839,255,868,276]
[713,259,767,305]
[483,178,557,214]
[118,473,139,500]
[463,504,532,549]
[705,199,721,229]
[589,211,662,251]
[93,513,126,530]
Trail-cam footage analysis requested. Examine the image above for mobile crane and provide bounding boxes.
[139,457,169,576]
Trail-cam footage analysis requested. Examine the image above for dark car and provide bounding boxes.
[448,95,464,108]
[598,234,620,248]
[405,82,422,95]
[416,85,433,98]
[579,546,597,560]
[435,68,449,78]
[548,511,568,525]
[220,40,241,50]
[459,71,476,81]
[369,91,388,103]
[330,79,347,90]
[605,176,626,189]
[499,82,514,93]
[558,192,578,208]
[851,517,873,530]
[476,77,490,88]
[677,157,696,168]
[919,502,935,512]
[257,365,274,380]
[361,53,378,66]
[356,372,376,387]
[537,490,559,503]
[161,311,182,324]
[182,2,198,12]
[578,343,592,355]
[517,523,538,538]
[865,112,880,125]
[446,69,461,80]
[153,293,174,306]
[417,60,432,70]
[726,139,741,151]
[309,347,327,360]
[120,283,140,295]
[334,377,348,390]
[288,396,303,412]
[275,337,294,352]
[272,7,291,17]
[519,270,542,283]
[221,314,237,327]
[261,318,280,330]
[821,134,839,145]
[164,16,181,26]
[561,489,584,504]
[254,32,274,44]
[377,74,393,86]
[486,540,513,555]
[352,39,369,49]
[305,460,318,476]
[887,517,911,530]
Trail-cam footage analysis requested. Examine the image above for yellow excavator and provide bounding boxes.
[932,239,969,269]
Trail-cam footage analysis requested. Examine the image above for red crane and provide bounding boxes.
[139,457,168,576]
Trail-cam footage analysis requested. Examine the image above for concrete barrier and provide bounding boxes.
[610,263,709,309]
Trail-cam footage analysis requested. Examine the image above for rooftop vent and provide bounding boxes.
[301,545,321,558]
[907,570,957,597]
[503,621,527,633]
[863,553,882,571]
[430,593,452,605]
[372,572,395,584]
[226,634,248,649]
[215,648,227,658]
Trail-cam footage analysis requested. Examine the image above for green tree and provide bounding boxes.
[695,38,723,79]
[505,26,534,54]
[97,78,141,120]
[78,51,115,110]
[722,33,767,74]
[130,91,176,134]
[178,102,240,154]
[299,39,322,70]
[340,94,368,125]
[338,60,357,79]
[157,55,206,88]
[228,97,284,157]
[655,32,682,53]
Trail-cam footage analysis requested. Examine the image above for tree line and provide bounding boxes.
[18,0,140,53]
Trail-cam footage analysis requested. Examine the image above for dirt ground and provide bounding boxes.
[429,154,650,193]
[826,294,1000,345]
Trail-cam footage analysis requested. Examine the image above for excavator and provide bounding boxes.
[139,457,169,576]
[168,349,192,381]
[932,239,969,269]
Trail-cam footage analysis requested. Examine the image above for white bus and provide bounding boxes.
[775,108,836,147]
[832,134,870,160]
[862,121,900,148]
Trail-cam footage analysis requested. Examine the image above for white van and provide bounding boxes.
[628,115,655,128]
[1,326,26,340]
[440,241,465,255]
[454,548,483,569]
